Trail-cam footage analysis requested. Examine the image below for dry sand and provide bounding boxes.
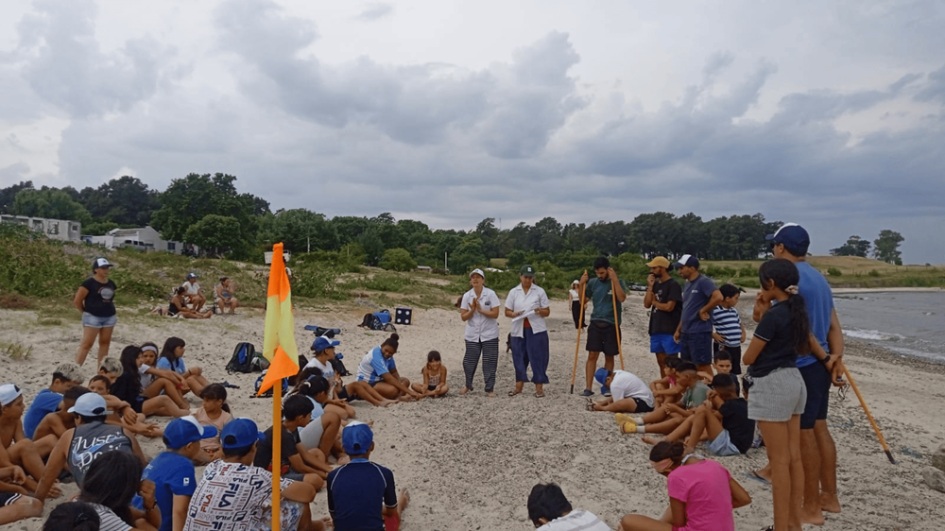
[1,292,943,530]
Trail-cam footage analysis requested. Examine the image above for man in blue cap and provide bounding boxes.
[757,223,844,524]
[673,254,723,376]
[182,418,328,531]
[137,416,217,531]
[327,422,409,531]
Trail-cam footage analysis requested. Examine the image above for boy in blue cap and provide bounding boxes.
[327,422,409,531]
[589,368,655,413]
[183,418,328,531]
[138,416,217,531]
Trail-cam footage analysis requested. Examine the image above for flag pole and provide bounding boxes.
[272,384,282,531]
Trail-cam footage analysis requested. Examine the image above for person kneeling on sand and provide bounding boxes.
[590,368,655,413]
[527,483,609,531]
[355,334,421,402]
[328,423,409,531]
[615,362,707,435]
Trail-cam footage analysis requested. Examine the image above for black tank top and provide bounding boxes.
[68,422,133,486]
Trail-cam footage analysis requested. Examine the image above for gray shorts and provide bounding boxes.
[748,367,807,422]
[82,312,117,329]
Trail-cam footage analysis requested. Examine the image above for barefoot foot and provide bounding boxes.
[800,508,826,526]
[641,436,661,445]
[459,387,470,395]
[821,493,841,514]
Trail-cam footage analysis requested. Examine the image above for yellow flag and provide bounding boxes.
[256,243,299,394]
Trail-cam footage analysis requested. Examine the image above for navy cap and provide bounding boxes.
[164,416,218,449]
[766,223,810,256]
[311,336,340,352]
[672,254,700,270]
[342,422,374,455]
[92,258,112,270]
[594,368,610,386]
[220,418,266,449]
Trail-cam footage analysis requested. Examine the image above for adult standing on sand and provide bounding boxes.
[568,280,586,329]
[763,223,844,524]
[459,268,501,397]
[505,265,551,398]
[74,258,118,367]
[579,257,627,397]
[644,256,683,375]
[673,255,722,376]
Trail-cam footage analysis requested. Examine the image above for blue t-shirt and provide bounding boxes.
[24,389,62,439]
[327,459,397,531]
[796,261,835,368]
[681,274,718,334]
[135,452,197,531]
[356,347,397,384]
[156,356,187,375]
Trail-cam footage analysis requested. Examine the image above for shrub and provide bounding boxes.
[868,269,880,277]
[704,265,737,279]
[827,267,843,277]
[737,265,759,278]
[0,293,34,309]
[379,248,417,272]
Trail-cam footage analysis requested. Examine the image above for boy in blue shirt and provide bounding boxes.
[140,416,217,531]
[327,423,409,531]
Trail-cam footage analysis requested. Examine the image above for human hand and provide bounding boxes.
[699,308,710,321]
[139,479,157,508]
[6,466,26,485]
[122,407,137,425]
[608,267,619,281]
[647,274,656,287]
[580,270,588,284]
[673,330,680,343]
[830,359,846,387]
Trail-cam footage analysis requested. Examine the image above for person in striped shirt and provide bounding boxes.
[711,284,745,379]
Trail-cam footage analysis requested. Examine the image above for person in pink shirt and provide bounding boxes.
[618,441,751,531]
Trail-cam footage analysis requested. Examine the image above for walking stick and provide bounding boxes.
[843,364,896,464]
[570,272,587,394]
[611,275,625,370]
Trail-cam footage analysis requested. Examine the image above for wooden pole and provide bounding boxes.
[570,273,587,394]
[611,277,624,370]
[272,383,283,530]
[843,364,896,464]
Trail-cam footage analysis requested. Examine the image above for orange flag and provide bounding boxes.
[257,243,299,394]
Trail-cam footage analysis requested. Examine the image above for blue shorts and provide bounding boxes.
[706,429,742,456]
[680,332,713,365]
[82,312,117,329]
[650,333,681,355]
[799,361,831,429]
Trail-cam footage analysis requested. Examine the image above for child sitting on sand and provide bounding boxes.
[410,351,450,398]
[649,356,682,406]
[254,395,330,483]
[156,337,210,396]
[293,375,346,464]
[110,346,191,419]
[0,384,52,494]
[193,383,233,461]
[137,342,190,407]
[88,376,161,438]
[699,351,740,397]
[642,374,755,456]
[32,386,90,441]
[304,337,364,416]
[590,368,655,413]
[527,483,610,530]
[23,363,85,440]
[616,362,707,435]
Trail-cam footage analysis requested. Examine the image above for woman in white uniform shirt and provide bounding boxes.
[505,264,551,398]
[459,269,501,397]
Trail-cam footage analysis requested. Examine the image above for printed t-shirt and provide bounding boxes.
[796,261,835,368]
[537,510,611,531]
[357,347,396,384]
[584,277,628,326]
[90,503,132,531]
[667,460,735,531]
[610,371,655,407]
[649,278,683,335]
[304,357,335,381]
[156,357,187,375]
[183,460,296,531]
[682,381,709,409]
[719,398,754,454]
[681,274,718,333]
[23,389,62,439]
[81,277,117,317]
[460,288,501,341]
[253,426,299,471]
[747,303,798,378]
[68,422,133,486]
[141,451,197,531]
[505,283,550,337]
[327,459,397,531]
[711,306,742,347]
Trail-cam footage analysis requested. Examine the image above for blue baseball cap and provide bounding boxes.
[342,422,374,455]
[766,223,810,256]
[672,254,700,270]
[164,416,218,449]
[594,368,610,386]
[311,336,340,352]
[220,418,266,449]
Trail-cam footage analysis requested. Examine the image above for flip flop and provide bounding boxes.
[744,471,770,487]
[508,389,522,397]
[534,391,545,398]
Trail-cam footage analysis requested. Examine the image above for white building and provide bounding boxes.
[0,215,82,242]
[87,226,187,254]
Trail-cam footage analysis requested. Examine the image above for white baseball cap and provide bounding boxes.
[68,393,111,416]
[0,384,22,407]
[92,258,112,270]
[469,268,485,279]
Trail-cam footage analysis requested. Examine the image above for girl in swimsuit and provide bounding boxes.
[411,351,450,398]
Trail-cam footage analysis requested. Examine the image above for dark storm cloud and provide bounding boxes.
[356,3,393,22]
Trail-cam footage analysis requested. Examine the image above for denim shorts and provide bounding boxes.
[82,312,117,329]
[706,429,742,456]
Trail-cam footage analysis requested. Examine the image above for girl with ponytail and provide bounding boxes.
[355,334,422,401]
[741,258,829,531]
[619,441,751,530]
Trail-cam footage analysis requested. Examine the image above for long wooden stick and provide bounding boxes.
[843,364,896,464]
[611,276,625,370]
[570,272,587,394]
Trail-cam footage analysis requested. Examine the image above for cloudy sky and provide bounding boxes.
[2,0,944,263]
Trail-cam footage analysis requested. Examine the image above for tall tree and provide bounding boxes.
[12,188,92,224]
[475,218,500,258]
[0,181,34,214]
[183,215,243,257]
[830,236,871,257]
[873,230,905,264]
[258,209,338,253]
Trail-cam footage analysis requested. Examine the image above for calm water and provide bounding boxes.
[834,291,945,362]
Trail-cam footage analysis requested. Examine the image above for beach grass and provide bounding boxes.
[703,256,945,289]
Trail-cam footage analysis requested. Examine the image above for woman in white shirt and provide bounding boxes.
[505,265,551,398]
[459,269,501,397]
[568,280,586,329]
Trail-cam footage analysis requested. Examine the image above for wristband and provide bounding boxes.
[819,354,832,365]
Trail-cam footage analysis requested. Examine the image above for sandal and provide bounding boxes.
[585,398,595,411]
[534,391,545,398]
[508,389,522,397]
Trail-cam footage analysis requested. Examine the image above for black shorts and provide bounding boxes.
[799,361,831,429]
[0,492,21,506]
[337,387,358,402]
[713,343,743,375]
[586,321,619,356]
[428,385,437,392]
[632,398,654,413]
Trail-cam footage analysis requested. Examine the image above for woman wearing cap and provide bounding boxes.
[74,258,119,367]
[459,268,501,397]
[181,273,206,312]
[214,276,238,314]
[505,265,551,398]
[569,280,587,329]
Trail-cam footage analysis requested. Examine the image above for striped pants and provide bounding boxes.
[463,338,499,392]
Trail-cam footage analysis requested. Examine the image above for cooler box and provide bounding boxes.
[395,307,412,325]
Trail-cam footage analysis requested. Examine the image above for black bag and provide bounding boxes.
[226,342,257,373]
[329,356,351,377]
[359,310,396,332]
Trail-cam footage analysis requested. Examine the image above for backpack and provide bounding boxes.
[254,370,288,397]
[226,342,257,373]
[329,354,352,377]
[359,310,396,332]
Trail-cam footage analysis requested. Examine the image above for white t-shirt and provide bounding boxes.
[505,284,550,338]
[304,357,335,381]
[611,371,655,407]
[537,510,610,531]
[181,281,201,296]
[138,364,153,390]
[461,287,500,342]
[183,460,297,531]
[568,288,580,301]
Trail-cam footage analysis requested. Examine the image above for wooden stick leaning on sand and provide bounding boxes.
[570,272,587,394]
[843,363,896,464]
[611,276,624,370]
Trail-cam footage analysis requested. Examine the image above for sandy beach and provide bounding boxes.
[2,291,943,531]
